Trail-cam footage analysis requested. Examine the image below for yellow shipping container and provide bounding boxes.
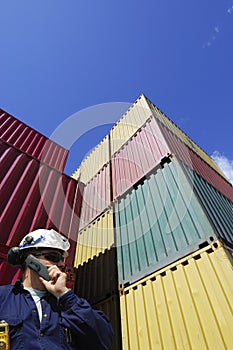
[74,209,114,266]
[72,135,110,184]
[110,94,152,155]
[120,240,233,350]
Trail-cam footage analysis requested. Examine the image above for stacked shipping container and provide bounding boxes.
[73,158,121,348]
[114,155,233,287]
[120,240,233,350]
[0,110,83,287]
[0,109,68,172]
[1,95,233,349]
[144,98,229,180]
[72,94,233,349]
[72,95,159,349]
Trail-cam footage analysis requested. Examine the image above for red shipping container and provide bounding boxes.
[0,109,68,172]
[0,140,84,285]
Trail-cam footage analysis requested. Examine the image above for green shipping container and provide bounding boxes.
[115,156,232,287]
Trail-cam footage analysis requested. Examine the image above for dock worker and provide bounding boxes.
[0,228,113,350]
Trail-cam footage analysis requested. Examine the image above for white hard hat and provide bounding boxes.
[18,229,70,257]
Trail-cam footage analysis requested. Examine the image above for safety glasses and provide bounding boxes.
[34,252,64,263]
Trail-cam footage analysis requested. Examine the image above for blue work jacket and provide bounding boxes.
[0,280,113,350]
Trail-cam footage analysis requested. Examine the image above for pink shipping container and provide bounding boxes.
[79,163,111,230]
[0,108,68,172]
[111,116,233,201]
[0,139,84,285]
[111,118,170,199]
[158,119,233,202]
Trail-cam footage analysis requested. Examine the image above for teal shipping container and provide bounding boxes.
[183,162,233,243]
[115,155,233,287]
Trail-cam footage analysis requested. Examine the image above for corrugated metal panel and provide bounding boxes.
[110,95,152,155]
[39,138,69,172]
[74,247,117,305]
[115,156,229,287]
[93,295,122,350]
[79,163,111,229]
[112,118,171,199]
[74,209,114,266]
[145,97,228,180]
[0,260,22,285]
[158,120,233,201]
[182,161,233,245]
[72,135,110,184]
[0,109,68,172]
[120,240,233,350]
[0,140,83,285]
[71,166,81,182]
[0,243,9,260]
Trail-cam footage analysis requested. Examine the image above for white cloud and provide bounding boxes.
[227,6,233,14]
[211,151,233,184]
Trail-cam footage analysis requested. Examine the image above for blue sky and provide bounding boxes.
[0,1,232,182]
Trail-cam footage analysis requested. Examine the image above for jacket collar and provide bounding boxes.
[12,279,25,294]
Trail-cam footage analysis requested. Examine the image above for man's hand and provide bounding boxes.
[39,265,69,298]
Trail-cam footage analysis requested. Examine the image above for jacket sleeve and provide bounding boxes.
[58,290,114,350]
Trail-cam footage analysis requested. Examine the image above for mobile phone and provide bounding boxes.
[25,255,50,281]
